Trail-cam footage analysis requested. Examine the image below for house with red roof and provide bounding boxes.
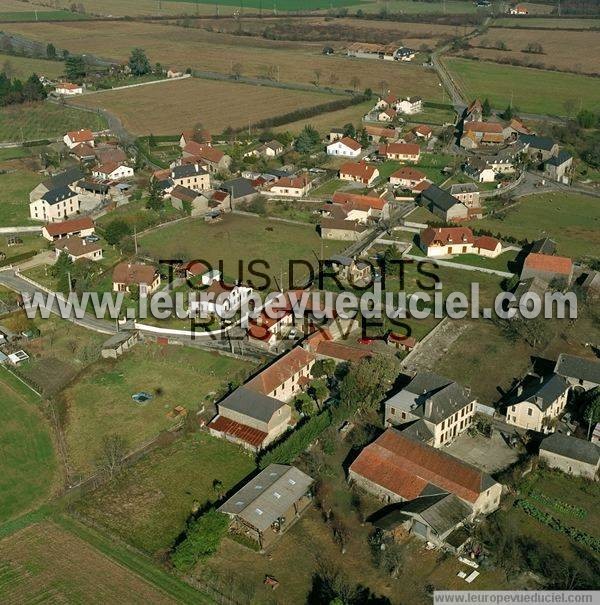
[182,141,230,173]
[326,136,362,158]
[349,428,502,515]
[460,121,506,149]
[389,166,428,190]
[179,128,212,148]
[56,82,83,96]
[378,107,397,122]
[521,253,573,284]
[379,142,420,162]
[420,226,501,259]
[42,216,95,242]
[339,161,379,186]
[412,125,433,140]
[331,191,388,222]
[92,162,134,181]
[63,129,94,149]
[267,173,313,197]
[365,125,398,143]
[112,262,160,296]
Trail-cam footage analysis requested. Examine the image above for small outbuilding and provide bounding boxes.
[539,433,600,480]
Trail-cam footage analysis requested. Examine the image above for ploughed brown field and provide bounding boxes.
[459,27,600,75]
[73,78,338,135]
[3,20,443,96]
[0,522,178,604]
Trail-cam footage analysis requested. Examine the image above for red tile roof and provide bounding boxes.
[185,260,208,276]
[390,166,427,182]
[59,82,81,91]
[337,136,361,151]
[316,341,372,363]
[524,252,572,275]
[332,191,387,211]
[66,129,93,143]
[350,428,490,503]
[272,173,311,190]
[365,125,396,138]
[55,236,102,257]
[379,143,420,157]
[413,125,433,137]
[44,216,94,237]
[421,227,474,247]
[246,347,315,395]
[464,121,503,134]
[183,142,224,163]
[112,262,156,286]
[339,161,377,182]
[473,235,500,251]
[208,415,267,448]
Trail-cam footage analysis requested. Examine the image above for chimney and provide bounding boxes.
[194,163,199,172]
[424,398,433,418]
[517,384,523,397]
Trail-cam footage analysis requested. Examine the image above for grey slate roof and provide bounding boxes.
[510,373,569,412]
[546,151,572,167]
[79,181,109,195]
[172,164,208,179]
[449,182,478,195]
[540,433,600,466]
[554,353,600,385]
[401,418,435,443]
[521,134,556,152]
[41,186,77,205]
[421,184,462,212]
[329,255,353,267]
[218,464,313,532]
[218,386,286,423]
[530,237,557,256]
[371,493,471,536]
[221,178,257,199]
[43,166,84,190]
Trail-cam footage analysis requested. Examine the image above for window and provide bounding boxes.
[390,407,396,416]
[528,408,533,416]
[401,411,406,420]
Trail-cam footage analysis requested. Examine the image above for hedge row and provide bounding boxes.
[0,250,38,268]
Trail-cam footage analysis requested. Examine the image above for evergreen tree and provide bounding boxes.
[128,48,151,76]
[146,178,165,211]
[482,98,491,117]
[65,55,86,81]
[46,43,57,59]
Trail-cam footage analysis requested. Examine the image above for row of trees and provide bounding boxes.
[0,72,46,107]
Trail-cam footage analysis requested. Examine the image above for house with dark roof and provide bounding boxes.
[505,373,570,432]
[208,386,292,451]
[420,185,468,222]
[530,237,557,256]
[544,150,573,184]
[349,428,502,515]
[29,186,80,222]
[221,178,258,204]
[521,134,559,162]
[370,492,472,548]
[170,163,210,191]
[384,372,477,448]
[539,433,599,480]
[218,464,314,548]
[554,353,600,391]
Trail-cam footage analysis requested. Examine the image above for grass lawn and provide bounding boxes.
[265,200,320,223]
[445,249,520,273]
[0,367,57,523]
[409,105,456,126]
[0,146,32,162]
[138,213,347,287]
[0,10,87,21]
[469,192,600,260]
[0,168,42,226]
[0,52,65,80]
[311,178,347,197]
[96,199,183,231]
[405,205,438,224]
[416,152,457,184]
[12,314,106,397]
[0,102,107,143]
[74,431,256,554]
[445,57,600,116]
[60,343,256,476]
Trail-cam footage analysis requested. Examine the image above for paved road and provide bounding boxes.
[0,270,117,335]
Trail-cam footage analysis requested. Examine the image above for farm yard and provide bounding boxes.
[72,78,339,135]
[74,432,256,554]
[470,192,600,260]
[459,28,600,76]
[138,213,347,284]
[445,57,600,115]
[59,343,257,477]
[0,102,107,143]
[0,368,57,524]
[0,521,181,604]
[2,21,445,97]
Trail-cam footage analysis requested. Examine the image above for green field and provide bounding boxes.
[470,192,600,260]
[138,213,347,285]
[170,0,366,9]
[0,168,40,226]
[74,432,256,553]
[0,368,57,523]
[0,52,65,80]
[0,102,107,143]
[492,17,600,29]
[61,343,256,476]
[445,250,520,273]
[0,10,87,21]
[0,146,32,162]
[445,57,600,115]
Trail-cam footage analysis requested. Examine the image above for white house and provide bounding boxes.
[55,82,83,95]
[193,282,254,318]
[420,226,501,259]
[267,174,312,198]
[29,187,80,222]
[55,237,103,262]
[397,96,422,115]
[92,162,134,181]
[42,216,95,241]
[63,129,94,149]
[326,136,361,158]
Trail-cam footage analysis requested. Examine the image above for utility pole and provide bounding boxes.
[67,270,72,294]
[134,226,138,255]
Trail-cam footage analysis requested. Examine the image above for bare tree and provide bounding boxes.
[329,72,339,87]
[349,75,360,91]
[313,68,322,86]
[95,434,129,479]
[331,518,350,554]
[231,62,243,80]
[378,80,389,97]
